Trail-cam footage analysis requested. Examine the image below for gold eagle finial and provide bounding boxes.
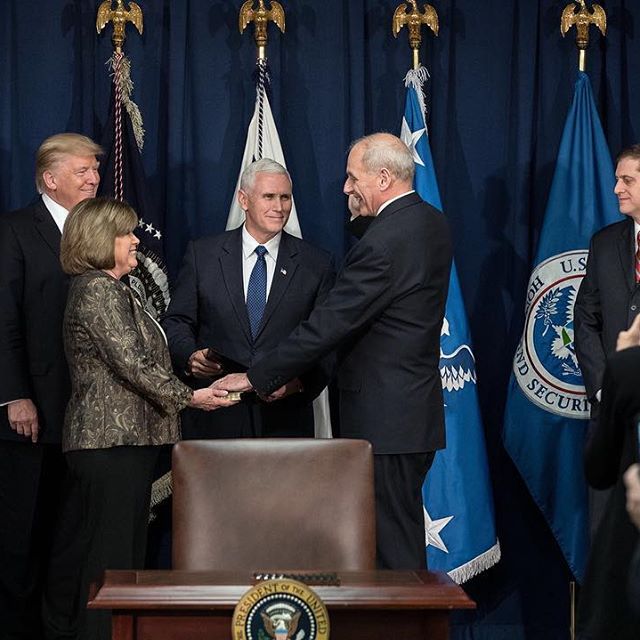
[96,0,143,53]
[239,0,286,60]
[560,0,606,70]
[392,1,439,69]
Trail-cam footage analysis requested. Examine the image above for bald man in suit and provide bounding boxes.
[216,134,452,569]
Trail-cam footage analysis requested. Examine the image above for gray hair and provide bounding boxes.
[35,133,103,193]
[350,133,415,183]
[240,158,291,192]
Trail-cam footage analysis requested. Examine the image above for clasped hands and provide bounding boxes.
[188,349,301,403]
[212,372,303,403]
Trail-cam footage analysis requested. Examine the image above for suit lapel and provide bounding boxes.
[257,232,299,339]
[33,199,62,258]
[617,219,635,294]
[219,229,253,343]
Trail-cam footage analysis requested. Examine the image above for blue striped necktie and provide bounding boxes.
[247,245,268,338]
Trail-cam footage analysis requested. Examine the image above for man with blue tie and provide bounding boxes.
[162,158,334,439]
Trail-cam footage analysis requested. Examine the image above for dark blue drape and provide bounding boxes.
[2,1,640,637]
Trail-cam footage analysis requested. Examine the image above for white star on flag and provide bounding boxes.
[423,506,453,552]
[145,223,154,234]
[401,117,426,167]
[154,230,162,240]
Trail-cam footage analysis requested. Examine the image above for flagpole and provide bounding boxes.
[560,4,607,636]
[96,1,146,193]
[560,0,607,72]
[392,0,439,69]
[96,0,173,517]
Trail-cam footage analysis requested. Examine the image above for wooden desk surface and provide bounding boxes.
[89,569,475,611]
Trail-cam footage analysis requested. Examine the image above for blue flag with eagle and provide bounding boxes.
[503,71,619,581]
[401,67,500,582]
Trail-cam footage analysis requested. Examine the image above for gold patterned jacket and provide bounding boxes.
[62,270,192,453]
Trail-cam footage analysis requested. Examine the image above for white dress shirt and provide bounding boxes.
[41,193,68,233]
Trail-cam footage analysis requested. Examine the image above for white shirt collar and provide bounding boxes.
[376,190,415,216]
[41,193,69,233]
[242,225,282,260]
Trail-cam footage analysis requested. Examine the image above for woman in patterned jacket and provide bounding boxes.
[46,197,237,640]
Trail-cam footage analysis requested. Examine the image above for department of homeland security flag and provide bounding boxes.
[401,67,500,583]
[97,54,170,320]
[503,71,620,581]
[226,58,330,438]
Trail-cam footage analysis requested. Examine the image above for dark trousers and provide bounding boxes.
[42,446,158,640]
[373,452,435,570]
[0,440,66,640]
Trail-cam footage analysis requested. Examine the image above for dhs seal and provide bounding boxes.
[513,250,590,420]
[232,579,329,640]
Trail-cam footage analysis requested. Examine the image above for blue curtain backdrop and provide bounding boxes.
[2,1,640,637]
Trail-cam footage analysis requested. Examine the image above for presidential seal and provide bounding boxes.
[232,579,329,640]
[513,250,590,420]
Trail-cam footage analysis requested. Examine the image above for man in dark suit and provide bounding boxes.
[575,315,640,639]
[623,462,640,618]
[216,133,453,569]
[0,133,102,639]
[575,143,640,640]
[162,158,334,440]
[575,144,640,412]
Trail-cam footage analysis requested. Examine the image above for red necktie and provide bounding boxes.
[636,231,640,283]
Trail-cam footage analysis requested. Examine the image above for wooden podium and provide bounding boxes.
[89,570,475,640]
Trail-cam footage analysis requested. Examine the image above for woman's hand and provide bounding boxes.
[189,387,239,411]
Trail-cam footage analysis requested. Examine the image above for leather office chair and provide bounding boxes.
[172,438,375,571]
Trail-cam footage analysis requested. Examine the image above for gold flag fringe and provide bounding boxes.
[149,470,172,523]
[107,54,145,150]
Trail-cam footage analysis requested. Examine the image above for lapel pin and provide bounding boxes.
[280,268,287,276]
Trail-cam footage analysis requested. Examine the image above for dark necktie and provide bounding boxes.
[636,231,640,283]
[247,245,268,338]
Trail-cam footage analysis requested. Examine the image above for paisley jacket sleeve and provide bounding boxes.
[69,275,192,416]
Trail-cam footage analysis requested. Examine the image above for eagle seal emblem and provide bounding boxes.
[232,579,329,640]
[513,250,590,419]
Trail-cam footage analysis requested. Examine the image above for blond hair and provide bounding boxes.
[35,133,103,193]
[60,198,138,275]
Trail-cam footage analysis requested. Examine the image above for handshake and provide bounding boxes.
[212,372,304,403]
[186,349,303,407]
[212,373,254,401]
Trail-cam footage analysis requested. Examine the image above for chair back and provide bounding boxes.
[172,438,376,571]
